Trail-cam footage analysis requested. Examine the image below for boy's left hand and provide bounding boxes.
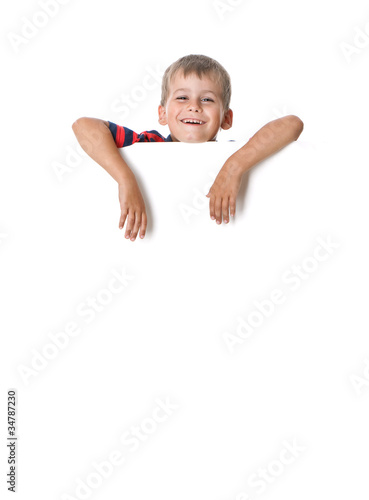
[206,159,244,224]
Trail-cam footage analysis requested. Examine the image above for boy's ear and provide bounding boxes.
[158,105,168,126]
[221,108,233,130]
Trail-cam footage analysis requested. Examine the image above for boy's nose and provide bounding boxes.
[188,100,201,112]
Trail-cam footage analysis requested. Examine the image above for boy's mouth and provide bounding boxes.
[180,119,205,125]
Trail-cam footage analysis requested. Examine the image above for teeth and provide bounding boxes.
[183,120,203,124]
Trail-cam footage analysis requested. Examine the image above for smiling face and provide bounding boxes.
[158,70,233,143]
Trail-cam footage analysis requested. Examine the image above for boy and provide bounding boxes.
[72,54,303,241]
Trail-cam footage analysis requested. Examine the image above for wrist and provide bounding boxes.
[116,164,135,186]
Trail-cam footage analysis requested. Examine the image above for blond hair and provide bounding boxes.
[160,54,231,111]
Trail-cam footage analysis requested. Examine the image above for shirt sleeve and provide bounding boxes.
[107,121,168,147]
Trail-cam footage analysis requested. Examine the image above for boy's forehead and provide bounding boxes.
[169,70,221,94]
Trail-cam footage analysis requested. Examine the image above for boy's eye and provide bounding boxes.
[175,96,214,102]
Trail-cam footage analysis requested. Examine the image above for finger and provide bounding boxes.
[209,193,216,220]
[130,213,142,241]
[139,212,147,239]
[222,197,230,224]
[119,209,128,229]
[230,196,236,218]
[214,196,222,224]
[124,211,135,239]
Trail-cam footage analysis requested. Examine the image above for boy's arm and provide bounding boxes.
[72,117,147,241]
[206,115,304,224]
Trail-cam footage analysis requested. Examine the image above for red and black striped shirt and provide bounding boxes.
[108,121,172,147]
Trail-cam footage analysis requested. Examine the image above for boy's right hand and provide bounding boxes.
[118,172,147,241]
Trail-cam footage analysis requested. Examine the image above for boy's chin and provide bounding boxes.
[172,134,217,143]
[181,138,209,143]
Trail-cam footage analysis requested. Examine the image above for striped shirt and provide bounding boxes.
[108,121,172,147]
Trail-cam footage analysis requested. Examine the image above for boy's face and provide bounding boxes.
[158,70,233,142]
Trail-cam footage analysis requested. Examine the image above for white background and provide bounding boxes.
[1,0,369,499]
